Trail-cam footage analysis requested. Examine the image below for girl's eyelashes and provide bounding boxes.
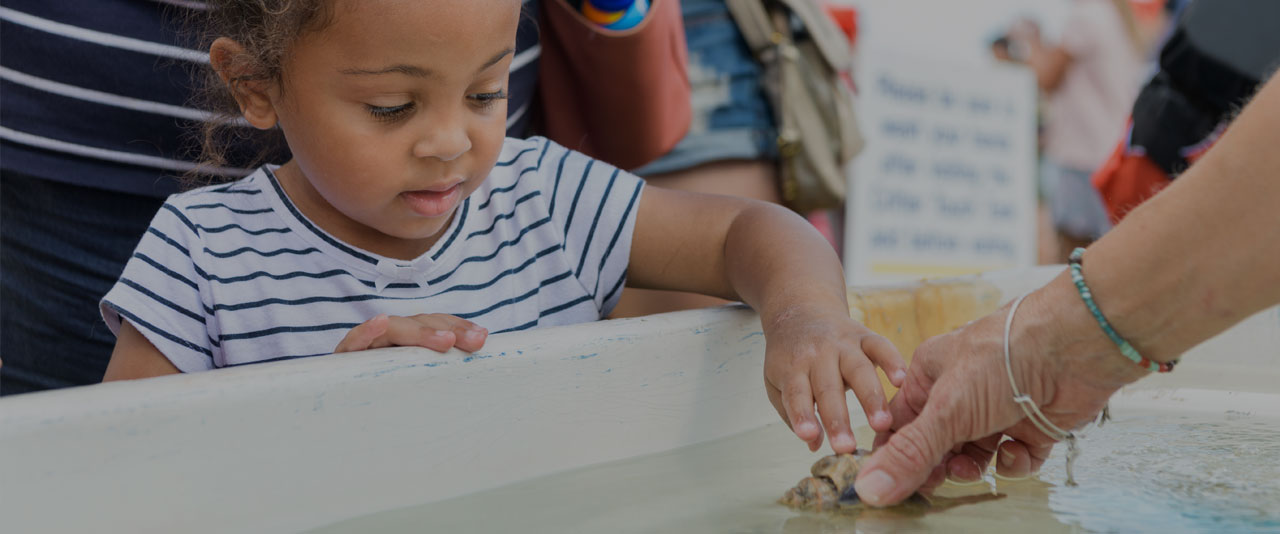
[469,90,509,109]
[365,90,507,120]
[367,102,414,122]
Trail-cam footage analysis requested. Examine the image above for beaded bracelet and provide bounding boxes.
[1068,248,1177,373]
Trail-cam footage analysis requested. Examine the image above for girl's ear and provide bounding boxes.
[210,37,278,130]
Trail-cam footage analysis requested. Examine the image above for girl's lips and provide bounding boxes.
[401,184,462,218]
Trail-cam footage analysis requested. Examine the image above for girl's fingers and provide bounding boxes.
[410,314,488,352]
[766,382,791,429]
[378,317,458,353]
[334,314,390,353]
[838,348,892,435]
[861,334,907,387]
[811,356,857,454]
[781,373,822,450]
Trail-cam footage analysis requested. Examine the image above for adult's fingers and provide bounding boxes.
[996,438,1055,478]
[853,400,959,507]
[334,314,389,353]
[945,434,1002,482]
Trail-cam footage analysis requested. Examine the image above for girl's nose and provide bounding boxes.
[412,112,471,162]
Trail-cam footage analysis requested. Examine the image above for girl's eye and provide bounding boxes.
[469,90,509,109]
[367,102,414,122]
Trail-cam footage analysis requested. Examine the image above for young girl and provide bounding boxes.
[99,0,905,454]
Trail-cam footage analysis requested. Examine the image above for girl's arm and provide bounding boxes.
[102,321,181,381]
[628,187,906,453]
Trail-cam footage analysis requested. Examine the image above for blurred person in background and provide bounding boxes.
[1093,0,1280,224]
[996,0,1144,263]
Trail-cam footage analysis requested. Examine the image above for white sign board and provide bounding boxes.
[845,52,1037,285]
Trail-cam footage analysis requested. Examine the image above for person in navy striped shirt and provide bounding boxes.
[100,0,907,455]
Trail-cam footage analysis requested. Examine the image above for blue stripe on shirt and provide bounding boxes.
[187,203,274,215]
[494,145,537,167]
[560,159,595,241]
[548,148,572,218]
[195,223,291,235]
[147,227,189,256]
[119,277,204,324]
[575,168,621,277]
[426,216,551,285]
[105,301,213,358]
[431,197,469,261]
[263,167,377,265]
[478,165,541,211]
[204,246,321,259]
[593,180,644,298]
[454,270,573,319]
[133,252,199,291]
[467,191,541,240]
[220,322,361,342]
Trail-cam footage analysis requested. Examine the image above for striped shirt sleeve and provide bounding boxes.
[541,140,645,316]
[100,201,216,372]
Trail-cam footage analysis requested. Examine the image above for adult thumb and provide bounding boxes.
[852,405,955,506]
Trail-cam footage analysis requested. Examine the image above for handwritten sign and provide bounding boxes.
[845,52,1037,285]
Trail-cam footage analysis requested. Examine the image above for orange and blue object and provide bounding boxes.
[582,0,648,30]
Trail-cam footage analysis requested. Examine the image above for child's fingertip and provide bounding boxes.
[870,410,893,431]
[892,369,907,385]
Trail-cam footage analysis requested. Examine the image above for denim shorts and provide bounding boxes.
[1043,160,1113,240]
[633,0,777,176]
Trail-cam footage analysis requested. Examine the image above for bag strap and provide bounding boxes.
[726,0,852,74]
[773,0,852,72]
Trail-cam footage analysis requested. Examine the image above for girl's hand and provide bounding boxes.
[763,307,908,454]
[334,314,489,354]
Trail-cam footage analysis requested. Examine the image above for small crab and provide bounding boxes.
[780,450,1003,517]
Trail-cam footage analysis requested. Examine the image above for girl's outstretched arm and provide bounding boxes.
[628,187,906,453]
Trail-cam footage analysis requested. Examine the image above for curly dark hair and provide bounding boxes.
[179,0,336,183]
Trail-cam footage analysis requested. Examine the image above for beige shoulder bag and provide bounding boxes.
[725,0,864,213]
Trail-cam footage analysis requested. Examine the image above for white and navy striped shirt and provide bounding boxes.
[101,137,644,372]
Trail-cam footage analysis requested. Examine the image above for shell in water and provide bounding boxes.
[781,450,1005,515]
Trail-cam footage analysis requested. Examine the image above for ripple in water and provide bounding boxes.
[1036,410,1280,533]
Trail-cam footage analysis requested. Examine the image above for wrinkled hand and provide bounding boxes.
[335,313,489,354]
[852,285,1147,507]
[763,306,907,454]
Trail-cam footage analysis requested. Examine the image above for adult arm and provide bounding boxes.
[851,73,1280,506]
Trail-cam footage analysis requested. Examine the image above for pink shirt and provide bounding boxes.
[1046,0,1141,171]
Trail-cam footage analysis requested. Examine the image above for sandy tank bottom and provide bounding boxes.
[309,388,1280,533]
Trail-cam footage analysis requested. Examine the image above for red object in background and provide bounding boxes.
[1092,136,1172,224]
[823,3,858,45]
[1130,0,1166,21]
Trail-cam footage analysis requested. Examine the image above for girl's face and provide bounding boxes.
[269,0,521,260]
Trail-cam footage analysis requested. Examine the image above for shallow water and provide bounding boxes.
[311,393,1280,533]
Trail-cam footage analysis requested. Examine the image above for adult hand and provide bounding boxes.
[851,277,1148,506]
[763,306,908,454]
[334,313,488,354]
